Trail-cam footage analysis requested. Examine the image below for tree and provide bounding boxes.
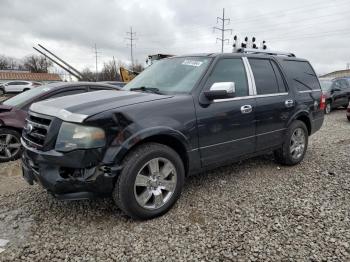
[80,68,96,81]
[0,56,10,70]
[99,60,120,81]
[132,62,144,73]
[23,55,53,73]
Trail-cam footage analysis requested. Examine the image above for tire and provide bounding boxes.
[325,102,331,114]
[274,120,308,166]
[23,88,30,92]
[0,88,4,96]
[0,128,22,163]
[347,116,350,121]
[113,142,185,220]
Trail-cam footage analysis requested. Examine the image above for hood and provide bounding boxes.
[30,90,172,123]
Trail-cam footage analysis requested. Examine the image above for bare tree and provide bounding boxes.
[23,55,53,73]
[100,60,120,81]
[132,62,144,73]
[0,56,9,70]
[80,67,95,81]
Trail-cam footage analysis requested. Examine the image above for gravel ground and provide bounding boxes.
[0,110,350,261]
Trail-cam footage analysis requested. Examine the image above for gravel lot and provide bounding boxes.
[0,109,349,261]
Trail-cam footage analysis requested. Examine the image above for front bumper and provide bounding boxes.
[21,138,118,199]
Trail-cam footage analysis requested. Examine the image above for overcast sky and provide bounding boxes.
[0,0,349,75]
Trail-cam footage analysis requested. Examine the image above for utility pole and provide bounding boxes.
[347,63,350,70]
[213,8,232,53]
[126,27,137,70]
[94,44,100,81]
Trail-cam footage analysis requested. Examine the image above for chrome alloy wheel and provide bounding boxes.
[290,128,306,160]
[134,157,177,210]
[325,103,331,114]
[0,134,21,159]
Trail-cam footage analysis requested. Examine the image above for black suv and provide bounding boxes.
[21,49,324,219]
[319,77,350,114]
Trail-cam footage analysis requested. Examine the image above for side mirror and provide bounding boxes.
[204,82,236,100]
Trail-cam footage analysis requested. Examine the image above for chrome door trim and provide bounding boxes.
[298,90,321,93]
[198,128,287,150]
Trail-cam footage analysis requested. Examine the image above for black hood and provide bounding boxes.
[30,90,172,122]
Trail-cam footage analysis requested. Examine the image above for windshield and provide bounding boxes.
[2,85,55,107]
[319,80,333,91]
[124,57,212,94]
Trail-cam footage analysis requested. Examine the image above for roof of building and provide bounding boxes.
[0,71,61,82]
[320,69,350,78]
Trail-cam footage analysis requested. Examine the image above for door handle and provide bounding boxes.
[241,105,253,114]
[285,99,294,108]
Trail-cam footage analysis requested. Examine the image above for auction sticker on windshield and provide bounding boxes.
[182,60,204,67]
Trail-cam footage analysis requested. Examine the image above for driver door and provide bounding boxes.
[195,58,256,167]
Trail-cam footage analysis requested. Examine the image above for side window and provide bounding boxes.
[49,89,86,99]
[280,60,320,91]
[206,58,248,97]
[340,80,349,89]
[249,59,279,95]
[271,61,287,92]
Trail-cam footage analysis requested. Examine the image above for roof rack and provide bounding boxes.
[237,48,296,57]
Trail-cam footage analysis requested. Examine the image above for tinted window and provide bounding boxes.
[339,79,349,89]
[250,59,279,95]
[280,60,321,91]
[206,58,248,97]
[271,61,287,92]
[49,89,86,99]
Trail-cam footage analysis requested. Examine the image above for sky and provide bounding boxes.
[0,0,349,75]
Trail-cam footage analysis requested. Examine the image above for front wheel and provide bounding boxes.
[113,143,185,220]
[274,120,308,166]
[0,128,22,162]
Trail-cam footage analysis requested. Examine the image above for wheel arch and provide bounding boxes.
[109,128,191,176]
[290,112,311,135]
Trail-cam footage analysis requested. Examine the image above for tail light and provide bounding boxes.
[319,93,326,110]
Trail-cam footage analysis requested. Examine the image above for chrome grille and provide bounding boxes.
[22,113,52,148]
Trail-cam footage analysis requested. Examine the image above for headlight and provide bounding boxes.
[55,122,106,152]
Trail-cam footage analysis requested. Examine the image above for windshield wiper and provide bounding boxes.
[130,86,163,94]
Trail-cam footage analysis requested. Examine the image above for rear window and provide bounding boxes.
[280,60,321,91]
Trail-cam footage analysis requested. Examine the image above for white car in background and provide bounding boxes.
[0,81,42,95]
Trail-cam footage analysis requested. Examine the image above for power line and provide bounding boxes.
[213,8,232,53]
[126,26,137,69]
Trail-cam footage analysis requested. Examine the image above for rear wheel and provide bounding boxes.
[0,88,4,96]
[113,143,185,220]
[0,128,22,162]
[274,120,308,166]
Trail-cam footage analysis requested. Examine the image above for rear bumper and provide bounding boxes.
[21,138,119,199]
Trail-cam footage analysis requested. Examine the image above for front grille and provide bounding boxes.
[23,113,52,149]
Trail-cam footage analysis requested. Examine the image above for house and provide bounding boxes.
[0,70,61,83]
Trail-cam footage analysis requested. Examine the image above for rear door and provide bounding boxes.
[248,58,295,151]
